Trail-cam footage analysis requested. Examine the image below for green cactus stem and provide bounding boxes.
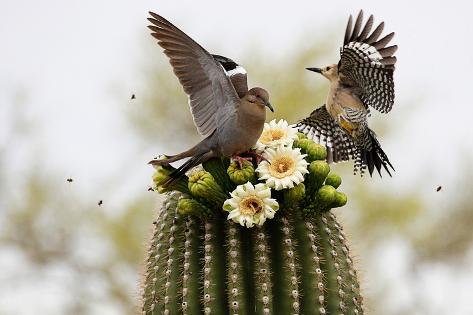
[163,215,186,315]
[201,213,229,315]
[142,152,364,315]
[181,216,202,315]
[268,214,301,315]
[226,223,250,314]
[142,193,364,315]
[142,192,179,314]
[253,228,273,315]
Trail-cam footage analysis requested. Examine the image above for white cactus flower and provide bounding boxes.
[256,146,309,190]
[223,182,279,228]
[255,119,298,152]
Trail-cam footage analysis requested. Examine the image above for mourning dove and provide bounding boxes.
[297,10,396,177]
[147,12,273,186]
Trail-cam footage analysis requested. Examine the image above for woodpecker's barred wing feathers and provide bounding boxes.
[339,10,397,114]
[212,54,248,98]
[296,106,356,163]
[297,106,394,177]
[148,12,240,137]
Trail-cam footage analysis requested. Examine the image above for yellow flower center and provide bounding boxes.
[239,196,264,216]
[260,128,285,144]
[269,156,296,178]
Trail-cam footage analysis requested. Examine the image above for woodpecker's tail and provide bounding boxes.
[354,129,394,177]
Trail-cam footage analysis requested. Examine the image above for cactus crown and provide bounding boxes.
[143,120,363,315]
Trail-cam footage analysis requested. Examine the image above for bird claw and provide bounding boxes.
[251,153,268,165]
[244,151,268,164]
[232,152,267,168]
[231,155,253,169]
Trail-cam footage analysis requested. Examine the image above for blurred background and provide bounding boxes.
[1,0,473,314]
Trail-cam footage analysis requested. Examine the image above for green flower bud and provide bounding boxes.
[188,170,227,207]
[227,161,256,185]
[152,166,171,192]
[332,191,347,208]
[296,132,307,140]
[293,138,313,152]
[177,198,211,218]
[306,143,327,161]
[308,160,330,193]
[316,185,337,211]
[152,165,190,194]
[325,173,342,189]
[283,183,306,205]
[203,158,234,192]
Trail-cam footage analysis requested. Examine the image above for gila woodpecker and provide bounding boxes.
[297,10,397,177]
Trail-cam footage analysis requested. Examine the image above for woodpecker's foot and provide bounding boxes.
[231,155,253,169]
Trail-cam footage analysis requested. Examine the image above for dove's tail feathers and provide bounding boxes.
[160,151,213,187]
[355,129,394,177]
[148,145,202,166]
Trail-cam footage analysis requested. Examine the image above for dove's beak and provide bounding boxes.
[306,67,322,73]
[265,102,274,112]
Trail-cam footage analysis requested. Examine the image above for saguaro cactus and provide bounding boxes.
[142,124,363,315]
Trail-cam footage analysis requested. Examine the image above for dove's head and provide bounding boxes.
[306,64,338,81]
[246,88,273,112]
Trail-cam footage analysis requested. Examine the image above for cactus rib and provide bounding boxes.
[181,216,202,315]
[202,216,227,314]
[253,228,273,315]
[226,224,249,314]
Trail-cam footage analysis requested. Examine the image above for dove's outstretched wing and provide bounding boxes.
[148,12,240,137]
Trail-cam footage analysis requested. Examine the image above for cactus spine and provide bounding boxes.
[143,136,364,315]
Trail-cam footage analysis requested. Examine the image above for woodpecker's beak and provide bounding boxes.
[306,67,322,73]
[265,102,274,112]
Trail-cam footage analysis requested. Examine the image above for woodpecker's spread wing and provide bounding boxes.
[148,12,240,137]
[297,106,394,177]
[296,106,356,163]
[212,54,248,98]
[338,10,397,114]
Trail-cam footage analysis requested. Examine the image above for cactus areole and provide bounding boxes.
[142,120,363,315]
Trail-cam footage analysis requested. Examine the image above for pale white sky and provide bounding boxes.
[1,0,473,314]
[1,0,472,199]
